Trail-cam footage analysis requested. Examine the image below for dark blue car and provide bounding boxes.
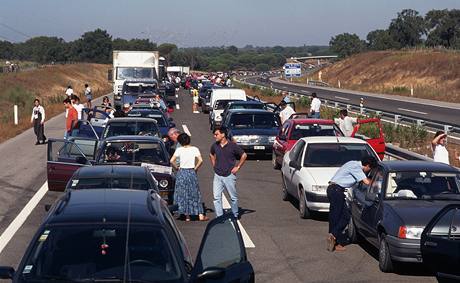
[127,108,175,136]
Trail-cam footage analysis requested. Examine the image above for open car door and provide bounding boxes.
[47,138,97,191]
[421,204,460,281]
[190,214,254,283]
[351,118,385,160]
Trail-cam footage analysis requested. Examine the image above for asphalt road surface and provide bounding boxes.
[245,76,460,128]
[0,90,437,282]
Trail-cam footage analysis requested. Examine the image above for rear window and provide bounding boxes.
[291,124,339,140]
[229,103,264,110]
[229,113,280,128]
[103,122,160,138]
[69,177,153,191]
[303,143,375,167]
[127,112,167,127]
[214,100,238,110]
[98,141,169,165]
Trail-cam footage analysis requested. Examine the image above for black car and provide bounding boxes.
[421,203,460,281]
[158,80,176,105]
[127,108,175,136]
[221,101,265,125]
[199,85,220,113]
[347,161,460,272]
[66,165,158,191]
[223,109,281,155]
[102,117,161,140]
[0,189,254,282]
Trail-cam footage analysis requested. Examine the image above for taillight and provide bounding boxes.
[398,226,407,239]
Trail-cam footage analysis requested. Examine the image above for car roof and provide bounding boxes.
[47,189,163,225]
[73,165,148,179]
[103,135,163,142]
[107,117,158,123]
[228,100,263,105]
[291,119,335,125]
[227,109,274,114]
[380,160,459,172]
[299,136,368,144]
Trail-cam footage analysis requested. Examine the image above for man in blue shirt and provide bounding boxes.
[327,156,377,252]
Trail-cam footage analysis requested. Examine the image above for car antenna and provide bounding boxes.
[123,201,132,282]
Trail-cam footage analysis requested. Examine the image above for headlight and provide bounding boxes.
[398,226,424,239]
[159,179,169,188]
[268,136,276,143]
[311,185,328,193]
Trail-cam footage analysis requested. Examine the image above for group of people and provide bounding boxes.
[279,91,322,124]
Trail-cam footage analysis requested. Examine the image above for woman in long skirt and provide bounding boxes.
[170,133,208,221]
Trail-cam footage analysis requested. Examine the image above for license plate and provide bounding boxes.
[254,146,265,150]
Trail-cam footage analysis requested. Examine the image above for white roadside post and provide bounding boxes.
[14,105,18,125]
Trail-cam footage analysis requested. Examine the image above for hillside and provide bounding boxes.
[304,50,460,103]
[0,63,111,143]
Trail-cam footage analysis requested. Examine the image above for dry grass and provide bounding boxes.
[299,50,460,102]
[0,63,111,143]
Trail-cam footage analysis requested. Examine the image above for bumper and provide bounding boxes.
[239,144,273,155]
[385,235,422,263]
[305,191,330,212]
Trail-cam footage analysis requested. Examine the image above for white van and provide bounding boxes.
[209,88,247,129]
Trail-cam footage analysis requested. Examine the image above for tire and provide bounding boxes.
[379,234,395,273]
[281,173,290,201]
[348,217,360,244]
[299,189,311,219]
[272,152,281,170]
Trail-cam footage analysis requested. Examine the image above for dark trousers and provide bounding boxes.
[33,120,46,142]
[327,184,350,245]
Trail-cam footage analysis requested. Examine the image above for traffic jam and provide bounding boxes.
[1,52,460,283]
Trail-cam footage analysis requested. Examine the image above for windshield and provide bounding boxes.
[229,113,280,129]
[68,177,153,191]
[127,112,167,127]
[19,225,182,282]
[385,171,460,199]
[98,141,169,165]
[103,122,160,139]
[116,67,156,80]
[214,100,237,110]
[303,143,375,167]
[291,124,340,140]
[123,84,156,95]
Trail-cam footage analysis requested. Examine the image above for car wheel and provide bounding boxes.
[379,234,394,273]
[281,173,290,201]
[272,152,281,170]
[299,189,311,219]
[348,217,360,244]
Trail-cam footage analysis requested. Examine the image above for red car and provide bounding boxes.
[272,115,385,169]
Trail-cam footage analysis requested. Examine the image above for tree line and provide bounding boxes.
[0,28,331,71]
[330,9,460,58]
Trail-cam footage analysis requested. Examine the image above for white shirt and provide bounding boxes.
[335,116,358,137]
[279,106,296,125]
[31,105,45,123]
[173,146,201,169]
[65,88,74,96]
[433,144,449,164]
[84,87,92,96]
[310,97,321,112]
[73,103,84,120]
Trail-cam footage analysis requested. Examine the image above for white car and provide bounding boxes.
[281,136,379,218]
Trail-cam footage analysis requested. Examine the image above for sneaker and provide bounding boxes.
[326,234,336,252]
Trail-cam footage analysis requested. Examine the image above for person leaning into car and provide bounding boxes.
[326,156,377,252]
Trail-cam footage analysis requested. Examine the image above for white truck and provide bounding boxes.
[109,51,160,104]
[166,66,190,76]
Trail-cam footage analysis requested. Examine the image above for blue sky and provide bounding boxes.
[1,0,459,47]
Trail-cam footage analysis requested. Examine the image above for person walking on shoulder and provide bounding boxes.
[310,93,321,118]
[65,85,74,97]
[432,131,449,164]
[30,98,46,145]
[170,133,209,222]
[63,98,78,139]
[84,83,92,109]
[210,127,247,218]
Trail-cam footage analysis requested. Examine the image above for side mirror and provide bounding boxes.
[0,266,14,279]
[168,204,178,213]
[196,267,226,281]
[279,135,287,141]
[366,192,380,202]
[44,204,52,212]
[289,160,300,170]
[76,156,88,165]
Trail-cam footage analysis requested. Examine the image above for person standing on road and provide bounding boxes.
[64,98,78,138]
[192,88,199,113]
[71,95,84,120]
[30,98,46,145]
[279,101,296,125]
[335,109,358,137]
[210,127,247,218]
[65,85,74,97]
[432,131,450,164]
[84,83,92,109]
[327,156,377,252]
[170,133,209,222]
[310,93,321,118]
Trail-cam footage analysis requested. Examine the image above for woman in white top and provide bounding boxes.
[170,133,208,221]
[432,131,449,164]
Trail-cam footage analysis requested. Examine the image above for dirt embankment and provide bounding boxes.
[0,63,111,143]
[304,50,460,103]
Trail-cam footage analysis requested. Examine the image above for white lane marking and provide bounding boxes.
[175,94,178,98]
[0,182,48,254]
[334,96,350,101]
[300,90,310,93]
[222,195,255,248]
[182,124,191,136]
[397,108,427,115]
[176,104,180,110]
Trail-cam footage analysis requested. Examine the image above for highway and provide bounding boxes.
[244,76,460,129]
[0,90,437,282]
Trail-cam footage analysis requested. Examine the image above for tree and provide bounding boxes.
[158,43,177,64]
[425,9,460,48]
[17,36,67,63]
[388,9,426,48]
[255,63,270,72]
[0,40,15,59]
[329,33,367,57]
[73,29,112,63]
[367,29,399,50]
